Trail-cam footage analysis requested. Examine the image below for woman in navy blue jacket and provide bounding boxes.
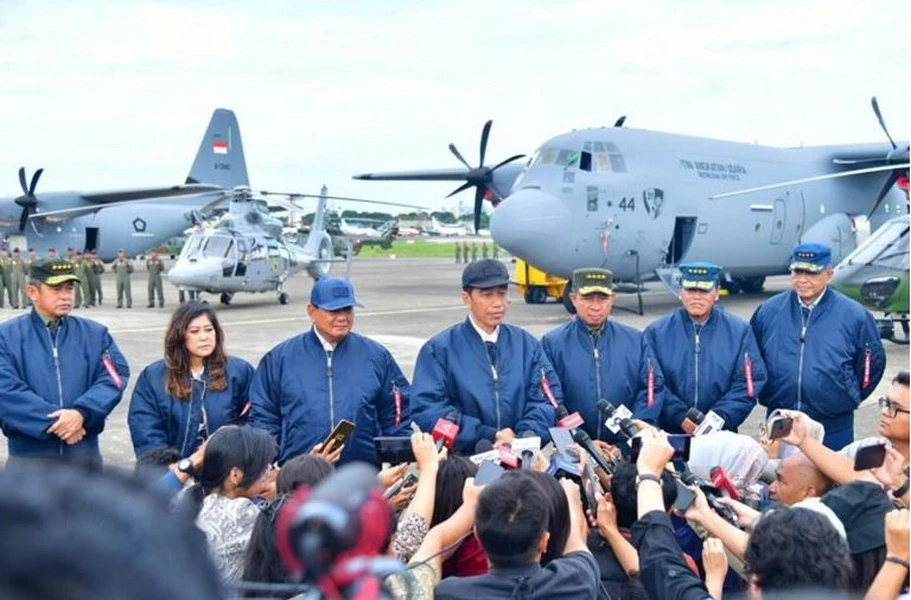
[128,301,255,459]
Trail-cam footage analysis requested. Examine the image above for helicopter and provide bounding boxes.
[832,214,910,344]
[166,186,423,305]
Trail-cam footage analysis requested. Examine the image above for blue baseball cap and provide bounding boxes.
[309,278,363,310]
[790,243,832,273]
[678,261,721,291]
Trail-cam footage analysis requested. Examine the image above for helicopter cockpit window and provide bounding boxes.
[849,220,910,269]
[202,235,232,258]
[180,236,203,258]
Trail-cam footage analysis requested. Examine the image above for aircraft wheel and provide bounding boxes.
[220,293,232,306]
[278,292,290,305]
[740,276,765,294]
[562,284,576,315]
[524,286,548,305]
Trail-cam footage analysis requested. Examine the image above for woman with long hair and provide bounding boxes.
[128,300,255,458]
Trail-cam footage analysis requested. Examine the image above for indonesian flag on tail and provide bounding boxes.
[213,140,228,155]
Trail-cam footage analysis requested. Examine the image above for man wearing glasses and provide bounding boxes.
[751,243,886,450]
[250,278,411,465]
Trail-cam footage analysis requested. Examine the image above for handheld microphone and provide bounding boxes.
[474,438,494,455]
[571,429,613,474]
[676,462,738,524]
[555,404,585,431]
[431,410,461,451]
[497,443,520,469]
[520,449,536,470]
[596,399,639,439]
[709,467,740,501]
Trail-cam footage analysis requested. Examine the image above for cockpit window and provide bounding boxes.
[847,220,910,269]
[533,143,626,173]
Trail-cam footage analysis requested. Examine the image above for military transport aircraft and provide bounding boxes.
[0,109,248,260]
[167,187,423,305]
[355,99,909,306]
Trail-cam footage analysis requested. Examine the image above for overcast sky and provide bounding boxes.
[0,0,907,214]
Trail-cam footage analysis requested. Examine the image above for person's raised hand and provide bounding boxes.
[310,440,343,464]
[387,481,417,510]
[596,494,619,538]
[411,431,440,472]
[683,485,712,525]
[377,462,408,489]
[717,496,760,529]
[885,508,910,562]
[702,537,729,587]
[872,446,906,489]
[462,477,484,506]
[636,428,673,476]
[778,411,809,447]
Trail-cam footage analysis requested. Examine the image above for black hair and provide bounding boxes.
[475,471,550,568]
[894,371,909,387]
[525,471,570,565]
[850,546,888,593]
[745,507,853,592]
[430,454,478,527]
[241,496,292,596]
[0,463,223,600]
[610,461,677,529]
[136,446,181,469]
[277,454,334,495]
[183,426,276,517]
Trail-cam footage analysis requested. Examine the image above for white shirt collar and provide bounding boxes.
[468,314,499,344]
[312,326,336,352]
[798,286,827,311]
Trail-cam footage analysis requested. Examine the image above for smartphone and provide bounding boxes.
[854,443,887,471]
[631,434,691,463]
[323,419,356,451]
[476,459,505,485]
[674,480,697,512]
[768,417,793,440]
[373,436,416,465]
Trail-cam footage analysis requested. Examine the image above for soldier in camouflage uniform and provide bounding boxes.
[10,248,27,309]
[146,250,166,308]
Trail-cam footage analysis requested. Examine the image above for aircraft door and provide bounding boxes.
[666,217,698,265]
[85,228,99,252]
[770,198,786,245]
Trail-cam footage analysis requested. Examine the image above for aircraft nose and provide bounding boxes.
[490,188,570,264]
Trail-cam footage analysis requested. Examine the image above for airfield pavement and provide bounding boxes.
[0,256,907,466]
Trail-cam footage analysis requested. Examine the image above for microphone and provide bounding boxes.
[497,443,520,469]
[676,461,738,524]
[431,410,461,451]
[474,439,494,455]
[571,429,613,474]
[709,467,740,501]
[683,408,704,432]
[554,404,585,431]
[596,399,639,439]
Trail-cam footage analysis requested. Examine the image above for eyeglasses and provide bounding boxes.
[879,396,910,417]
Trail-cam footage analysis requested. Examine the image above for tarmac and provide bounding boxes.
[0,256,907,466]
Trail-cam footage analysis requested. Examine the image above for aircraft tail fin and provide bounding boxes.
[186,109,250,188]
[304,185,329,256]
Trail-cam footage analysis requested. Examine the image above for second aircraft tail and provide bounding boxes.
[186,108,250,189]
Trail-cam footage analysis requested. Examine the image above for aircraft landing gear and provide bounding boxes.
[278,292,289,305]
[721,276,765,295]
[879,316,910,345]
[220,292,233,306]
[524,286,548,305]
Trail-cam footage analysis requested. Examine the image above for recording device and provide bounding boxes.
[382,466,418,500]
[630,434,691,463]
[571,429,614,474]
[768,416,793,440]
[373,437,416,465]
[709,467,740,501]
[476,459,505,485]
[673,479,697,512]
[322,419,356,452]
[675,461,737,525]
[854,442,887,471]
[596,399,639,439]
[431,410,461,450]
[276,463,391,594]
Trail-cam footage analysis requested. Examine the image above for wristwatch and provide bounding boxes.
[177,458,196,478]
[635,473,662,488]
[892,477,910,500]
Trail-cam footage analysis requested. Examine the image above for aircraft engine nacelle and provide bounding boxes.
[800,213,859,267]
[306,231,334,280]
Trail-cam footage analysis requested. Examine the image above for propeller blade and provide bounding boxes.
[258,190,427,210]
[711,163,910,199]
[478,120,492,167]
[448,143,472,170]
[872,97,897,150]
[490,154,526,172]
[18,208,28,233]
[473,187,484,233]
[867,171,901,219]
[18,167,27,195]
[29,168,43,195]
[614,116,627,128]
[445,181,474,198]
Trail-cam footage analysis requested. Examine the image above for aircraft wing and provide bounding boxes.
[352,168,469,182]
[31,189,227,220]
[79,184,224,204]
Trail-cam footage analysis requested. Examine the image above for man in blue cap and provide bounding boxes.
[411,258,562,452]
[250,277,411,465]
[751,243,885,449]
[542,267,664,443]
[644,261,766,434]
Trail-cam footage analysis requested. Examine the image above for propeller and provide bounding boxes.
[866,97,909,218]
[614,116,627,128]
[444,120,525,233]
[14,167,43,232]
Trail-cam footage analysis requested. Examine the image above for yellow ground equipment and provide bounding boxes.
[514,258,568,304]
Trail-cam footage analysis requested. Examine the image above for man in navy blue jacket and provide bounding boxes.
[250,278,411,465]
[542,268,663,442]
[411,259,561,453]
[644,262,766,434]
[0,259,129,465]
[751,243,885,450]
